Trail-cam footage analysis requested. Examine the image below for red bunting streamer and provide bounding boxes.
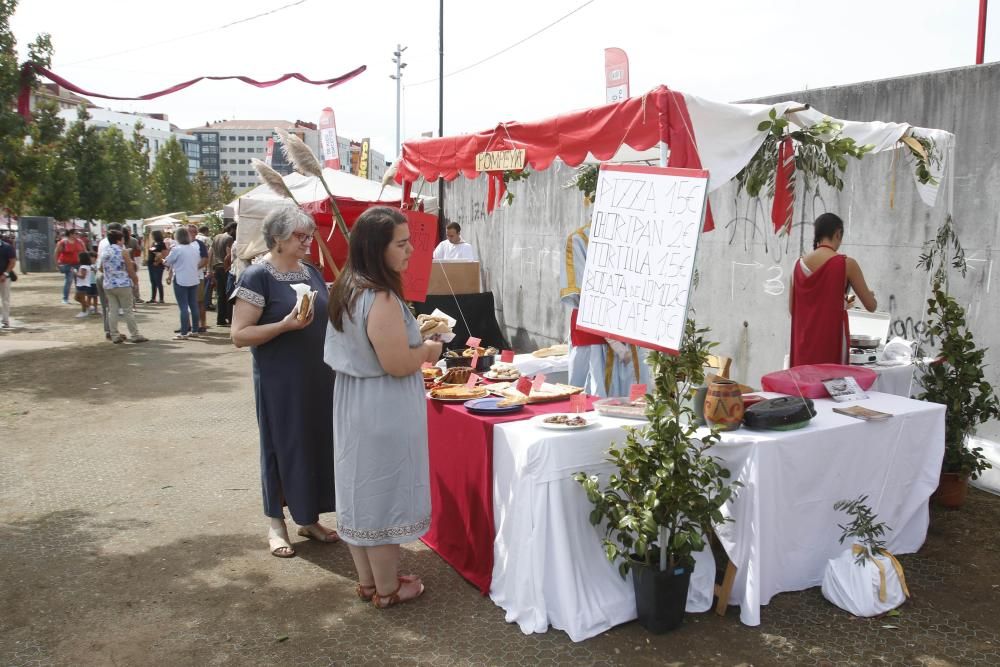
[17,63,367,120]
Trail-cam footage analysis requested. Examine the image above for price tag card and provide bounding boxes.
[421,362,434,369]
[569,394,587,413]
[500,349,515,363]
[515,376,533,395]
[466,336,482,348]
[466,373,481,388]
[532,373,547,391]
[629,383,648,402]
[471,352,479,369]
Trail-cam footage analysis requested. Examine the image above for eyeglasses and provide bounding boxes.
[291,232,314,243]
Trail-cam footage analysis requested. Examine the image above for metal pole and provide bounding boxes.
[395,45,402,155]
[976,0,988,65]
[438,0,446,230]
[390,45,407,159]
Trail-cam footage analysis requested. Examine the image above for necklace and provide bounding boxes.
[817,243,838,252]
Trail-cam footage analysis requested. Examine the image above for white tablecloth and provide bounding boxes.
[490,392,944,638]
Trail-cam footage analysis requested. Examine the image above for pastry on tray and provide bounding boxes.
[429,385,489,400]
[531,344,569,358]
[438,367,474,385]
[488,381,584,404]
[485,362,520,380]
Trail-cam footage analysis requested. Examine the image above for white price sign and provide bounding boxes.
[575,164,709,354]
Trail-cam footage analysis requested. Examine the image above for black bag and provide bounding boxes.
[7,270,15,282]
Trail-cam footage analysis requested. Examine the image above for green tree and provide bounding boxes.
[101,126,144,221]
[63,105,110,223]
[190,169,213,213]
[28,99,78,220]
[0,0,55,215]
[151,136,191,212]
[217,173,236,206]
[130,121,161,217]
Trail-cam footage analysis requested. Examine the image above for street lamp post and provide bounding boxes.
[390,44,407,159]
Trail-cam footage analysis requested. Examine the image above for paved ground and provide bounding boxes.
[2,271,999,667]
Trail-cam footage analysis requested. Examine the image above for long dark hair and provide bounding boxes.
[813,213,844,250]
[328,206,408,331]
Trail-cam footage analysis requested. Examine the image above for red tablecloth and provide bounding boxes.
[422,395,597,593]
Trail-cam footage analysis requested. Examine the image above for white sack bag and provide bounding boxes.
[821,546,910,617]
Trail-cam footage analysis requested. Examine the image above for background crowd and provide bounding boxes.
[1,221,238,342]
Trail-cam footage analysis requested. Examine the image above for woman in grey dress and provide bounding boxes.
[231,205,338,558]
[325,206,442,608]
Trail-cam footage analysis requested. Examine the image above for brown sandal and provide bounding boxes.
[357,575,421,602]
[372,578,425,609]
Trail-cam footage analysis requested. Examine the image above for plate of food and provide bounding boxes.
[463,396,525,415]
[428,385,490,402]
[531,344,568,359]
[533,413,594,430]
[488,381,584,404]
[593,397,647,420]
[482,362,521,381]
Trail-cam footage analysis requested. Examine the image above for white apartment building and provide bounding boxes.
[55,107,196,173]
[184,120,323,191]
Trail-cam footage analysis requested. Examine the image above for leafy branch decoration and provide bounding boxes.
[834,495,891,566]
[736,109,874,199]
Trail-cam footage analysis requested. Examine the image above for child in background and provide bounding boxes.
[74,251,98,318]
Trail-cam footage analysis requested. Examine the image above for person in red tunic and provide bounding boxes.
[789,213,877,366]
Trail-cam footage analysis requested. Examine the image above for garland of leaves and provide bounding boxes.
[901,134,941,186]
[564,163,599,205]
[736,109,874,198]
[501,168,531,205]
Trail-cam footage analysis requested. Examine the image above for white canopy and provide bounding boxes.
[230,168,437,265]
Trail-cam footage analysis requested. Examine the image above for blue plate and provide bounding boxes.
[464,397,525,415]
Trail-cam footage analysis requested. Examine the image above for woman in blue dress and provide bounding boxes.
[231,205,338,558]
[325,207,443,608]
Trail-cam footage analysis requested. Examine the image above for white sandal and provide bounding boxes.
[268,526,296,558]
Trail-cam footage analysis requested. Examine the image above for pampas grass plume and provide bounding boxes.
[285,133,324,178]
[252,159,298,204]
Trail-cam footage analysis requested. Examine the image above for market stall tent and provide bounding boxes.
[394,84,953,231]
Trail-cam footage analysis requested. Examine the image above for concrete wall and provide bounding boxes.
[446,63,1000,436]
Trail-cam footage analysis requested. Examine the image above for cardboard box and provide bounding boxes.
[427,261,481,295]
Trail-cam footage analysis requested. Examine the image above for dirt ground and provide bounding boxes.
[2,271,999,667]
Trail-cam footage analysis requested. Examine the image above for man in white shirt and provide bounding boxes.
[432,222,477,261]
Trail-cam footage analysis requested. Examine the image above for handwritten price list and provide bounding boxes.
[576,165,708,354]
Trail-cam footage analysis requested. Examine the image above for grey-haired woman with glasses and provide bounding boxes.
[230,205,338,558]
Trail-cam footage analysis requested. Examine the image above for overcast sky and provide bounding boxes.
[12,0,998,161]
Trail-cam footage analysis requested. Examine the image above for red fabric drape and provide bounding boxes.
[395,85,715,231]
[422,395,598,594]
[18,63,366,120]
[790,254,850,367]
[772,137,795,234]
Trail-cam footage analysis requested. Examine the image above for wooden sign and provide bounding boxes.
[575,164,709,355]
[475,149,526,172]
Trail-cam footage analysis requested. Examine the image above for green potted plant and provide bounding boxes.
[917,218,999,508]
[573,320,740,633]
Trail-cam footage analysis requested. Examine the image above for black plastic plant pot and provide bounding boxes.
[630,557,692,634]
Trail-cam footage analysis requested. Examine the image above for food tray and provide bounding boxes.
[593,397,647,420]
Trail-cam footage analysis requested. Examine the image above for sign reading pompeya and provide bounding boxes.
[475,149,526,172]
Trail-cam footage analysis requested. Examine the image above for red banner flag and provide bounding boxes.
[319,107,342,170]
[604,47,630,103]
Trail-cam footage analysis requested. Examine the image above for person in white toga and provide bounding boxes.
[432,222,477,261]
